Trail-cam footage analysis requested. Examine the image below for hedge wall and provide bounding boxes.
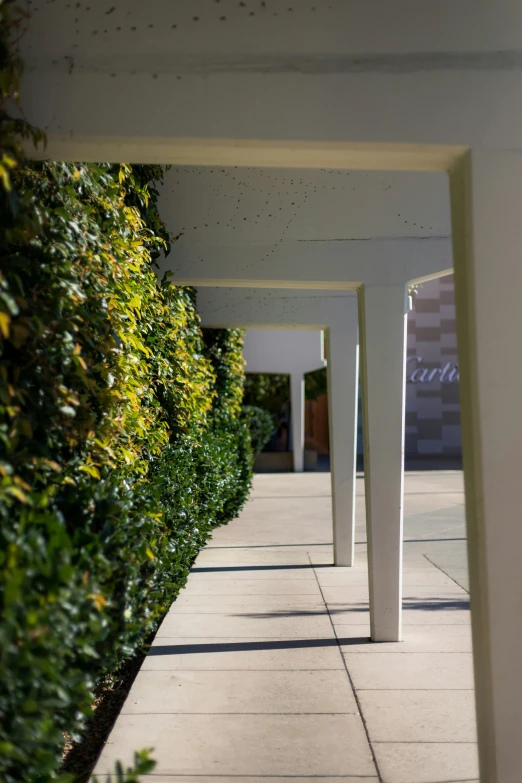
[0,155,253,781]
[241,405,275,456]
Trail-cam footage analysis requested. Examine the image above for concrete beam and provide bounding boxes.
[19,3,522,155]
[158,238,452,290]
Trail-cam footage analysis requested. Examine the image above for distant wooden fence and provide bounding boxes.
[305,393,330,455]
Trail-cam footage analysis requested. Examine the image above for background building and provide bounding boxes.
[405,274,461,460]
[307,275,461,463]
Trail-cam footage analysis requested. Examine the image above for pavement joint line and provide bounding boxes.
[371,740,478,744]
[339,654,472,657]
[308,553,383,783]
[246,495,333,499]
[205,544,334,549]
[338,625,471,630]
[339,653,471,656]
[403,491,466,495]
[424,554,470,595]
[119,712,360,716]
[128,775,381,779]
[404,522,466,539]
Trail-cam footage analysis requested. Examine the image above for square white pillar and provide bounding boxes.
[358,284,408,643]
[451,149,522,783]
[326,315,359,567]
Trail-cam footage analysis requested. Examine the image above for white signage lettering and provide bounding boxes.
[407,356,459,384]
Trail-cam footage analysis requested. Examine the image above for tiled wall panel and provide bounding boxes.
[406,276,461,457]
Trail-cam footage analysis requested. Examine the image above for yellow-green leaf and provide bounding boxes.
[79,465,101,480]
[0,311,11,338]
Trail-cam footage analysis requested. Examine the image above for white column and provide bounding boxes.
[290,372,305,472]
[450,149,522,783]
[326,310,359,566]
[358,284,408,643]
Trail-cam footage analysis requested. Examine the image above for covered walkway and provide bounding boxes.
[95,472,478,783]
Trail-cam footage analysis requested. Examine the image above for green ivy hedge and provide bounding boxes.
[241,405,275,456]
[0,157,253,782]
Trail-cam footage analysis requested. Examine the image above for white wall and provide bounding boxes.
[243,330,326,375]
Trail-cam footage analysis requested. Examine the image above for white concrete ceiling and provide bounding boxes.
[159,166,451,243]
[156,166,452,288]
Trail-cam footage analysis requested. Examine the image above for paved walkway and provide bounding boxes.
[95,471,479,783]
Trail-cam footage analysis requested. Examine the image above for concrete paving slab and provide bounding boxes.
[323,586,467,602]
[338,625,472,653]
[143,637,346,671]
[156,612,334,638]
[453,578,470,592]
[308,552,336,564]
[121,669,358,714]
[344,652,475,689]
[333,609,470,626]
[249,473,335,498]
[358,690,477,742]
[402,586,468,598]
[173,593,326,608]
[428,568,471,593]
[329,559,462,573]
[195,550,312,564]
[182,579,322,595]
[212,499,334,547]
[320,588,370,604]
[134,778,379,783]
[171,602,328,614]
[315,571,376,586]
[317,570,458,586]
[401,571,463,586]
[187,567,317,580]
[93,471,477,783]
[400,564,453,571]
[334,623,372,636]
[424,549,468,561]
[373,741,479,783]
[195,606,331,618]
[207,544,334,552]
[320,589,371,604]
[95,713,377,777]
